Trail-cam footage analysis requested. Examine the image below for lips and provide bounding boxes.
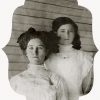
[63,39,69,41]
[32,56,38,59]
[33,57,38,58]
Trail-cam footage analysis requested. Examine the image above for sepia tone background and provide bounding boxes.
[3,0,97,79]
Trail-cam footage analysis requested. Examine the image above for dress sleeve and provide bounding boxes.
[56,79,68,100]
[80,51,94,95]
[10,76,19,91]
[50,72,68,100]
[81,67,94,95]
[81,51,93,79]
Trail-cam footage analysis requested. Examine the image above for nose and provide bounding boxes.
[65,32,69,39]
[32,48,38,56]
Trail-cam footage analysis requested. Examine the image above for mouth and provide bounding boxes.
[63,39,69,41]
[64,38,69,40]
[32,56,38,58]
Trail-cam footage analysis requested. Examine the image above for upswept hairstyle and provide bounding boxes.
[17,27,59,59]
[52,17,81,50]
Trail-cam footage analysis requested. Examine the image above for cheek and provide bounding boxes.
[70,33,74,41]
[57,33,65,39]
[41,51,46,58]
[39,49,46,57]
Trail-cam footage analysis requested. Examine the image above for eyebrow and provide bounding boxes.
[28,44,45,47]
[61,29,65,30]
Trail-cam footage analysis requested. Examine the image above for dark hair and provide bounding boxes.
[17,27,59,59]
[52,17,81,50]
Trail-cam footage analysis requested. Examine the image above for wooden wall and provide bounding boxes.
[3,0,97,79]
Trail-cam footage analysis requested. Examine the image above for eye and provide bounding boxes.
[38,46,44,50]
[69,29,74,32]
[60,30,65,33]
[28,46,34,50]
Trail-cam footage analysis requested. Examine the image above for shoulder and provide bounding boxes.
[10,74,20,91]
[77,50,94,77]
[10,71,26,88]
[45,53,59,69]
[10,74,20,83]
[49,71,63,86]
[76,50,93,61]
[10,74,21,85]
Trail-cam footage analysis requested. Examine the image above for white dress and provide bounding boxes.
[46,45,93,100]
[10,64,68,100]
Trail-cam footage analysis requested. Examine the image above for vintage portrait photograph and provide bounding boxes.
[3,0,98,100]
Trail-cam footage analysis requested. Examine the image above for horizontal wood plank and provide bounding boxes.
[79,31,93,38]
[14,7,92,24]
[8,70,23,79]
[7,55,28,63]
[3,46,22,55]
[22,1,91,18]
[12,15,52,27]
[12,21,92,32]
[81,45,97,52]
[9,63,27,71]
[28,0,77,3]
[12,22,51,32]
[26,0,77,5]
[26,0,78,9]
[80,38,95,46]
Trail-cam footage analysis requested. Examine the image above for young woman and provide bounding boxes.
[46,17,93,100]
[10,27,68,100]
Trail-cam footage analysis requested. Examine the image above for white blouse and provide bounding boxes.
[10,64,68,100]
[46,45,93,100]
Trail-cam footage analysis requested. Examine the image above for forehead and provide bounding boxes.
[58,24,74,30]
[28,38,44,46]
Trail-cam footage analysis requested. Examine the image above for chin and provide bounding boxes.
[60,40,70,45]
[60,42,70,45]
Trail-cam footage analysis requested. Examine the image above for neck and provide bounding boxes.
[28,63,47,70]
[59,44,73,53]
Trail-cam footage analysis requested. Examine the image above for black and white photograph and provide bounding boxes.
[2,0,98,100]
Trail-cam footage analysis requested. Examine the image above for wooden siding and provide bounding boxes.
[3,0,97,79]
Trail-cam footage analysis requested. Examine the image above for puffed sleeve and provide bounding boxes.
[10,75,19,91]
[81,67,93,95]
[80,51,93,79]
[80,51,94,95]
[50,72,68,100]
